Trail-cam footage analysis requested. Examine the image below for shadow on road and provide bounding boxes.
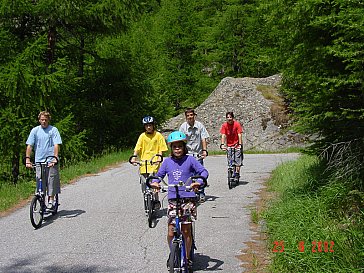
[39,209,86,228]
[2,256,120,273]
[204,195,220,202]
[193,252,224,271]
[238,180,249,185]
[149,208,167,228]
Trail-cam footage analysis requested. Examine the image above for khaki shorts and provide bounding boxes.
[227,147,243,166]
[36,165,60,196]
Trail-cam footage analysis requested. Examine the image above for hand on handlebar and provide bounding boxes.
[191,182,202,191]
[149,182,161,190]
[48,159,57,167]
[129,155,138,166]
[201,150,208,159]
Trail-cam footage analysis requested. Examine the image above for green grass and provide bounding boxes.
[0,181,34,212]
[263,155,364,272]
[0,149,132,213]
[256,85,283,104]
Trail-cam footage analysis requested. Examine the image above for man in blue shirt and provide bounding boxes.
[25,111,62,209]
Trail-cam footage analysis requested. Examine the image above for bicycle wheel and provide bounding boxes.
[227,169,233,189]
[169,242,182,273]
[30,195,44,229]
[146,193,154,228]
[52,194,59,215]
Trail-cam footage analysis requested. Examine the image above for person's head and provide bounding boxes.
[184,108,196,126]
[167,131,188,158]
[142,116,155,134]
[226,111,234,124]
[38,111,51,128]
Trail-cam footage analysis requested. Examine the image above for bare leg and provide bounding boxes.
[181,223,193,260]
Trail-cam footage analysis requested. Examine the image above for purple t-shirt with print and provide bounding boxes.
[155,155,209,199]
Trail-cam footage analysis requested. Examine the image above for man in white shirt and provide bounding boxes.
[179,108,210,201]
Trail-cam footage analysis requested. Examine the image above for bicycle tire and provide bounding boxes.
[146,193,153,228]
[227,169,233,189]
[30,195,44,229]
[169,242,182,273]
[52,194,59,215]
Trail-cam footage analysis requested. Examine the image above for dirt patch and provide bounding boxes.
[238,185,276,273]
[0,198,31,218]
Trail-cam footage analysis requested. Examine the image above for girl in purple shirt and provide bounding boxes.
[150,131,208,270]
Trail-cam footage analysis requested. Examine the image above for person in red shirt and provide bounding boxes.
[220,112,244,181]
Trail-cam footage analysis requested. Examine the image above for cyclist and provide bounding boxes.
[179,108,210,202]
[25,111,62,210]
[220,111,244,182]
[130,116,168,208]
[149,131,209,271]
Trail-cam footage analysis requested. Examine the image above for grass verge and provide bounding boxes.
[263,155,363,272]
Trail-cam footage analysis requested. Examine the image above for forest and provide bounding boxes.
[0,0,363,189]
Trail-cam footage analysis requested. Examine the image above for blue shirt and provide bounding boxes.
[26,125,62,163]
[155,155,208,199]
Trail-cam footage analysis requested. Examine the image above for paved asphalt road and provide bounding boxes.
[0,153,299,273]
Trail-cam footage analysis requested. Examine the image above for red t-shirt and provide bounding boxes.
[220,120,243,147]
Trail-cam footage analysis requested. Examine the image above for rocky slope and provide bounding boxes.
[160,74,307,151]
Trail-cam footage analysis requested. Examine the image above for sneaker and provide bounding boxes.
[187,259,193,271]
[199,193,206,203]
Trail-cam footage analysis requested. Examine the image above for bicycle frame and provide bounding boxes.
[129,154,163,227]
[29,156,59,229]
[220,144,240,189]
[146,175,207,272]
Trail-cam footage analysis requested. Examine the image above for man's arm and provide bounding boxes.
[49,144,60,166]
[238,133,242,147]
[221,134,226,145]
[25,145,33,168]
[54,144,60,159]
[201,138,208,158]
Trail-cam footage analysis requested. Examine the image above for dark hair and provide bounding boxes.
[226,111,234,118]
[170,141,188,158]
[184,108,196,116]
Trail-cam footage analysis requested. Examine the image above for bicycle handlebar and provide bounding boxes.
[26,155,59,168]
[128,154,164,166]
[188,149,208,159]
[145,175,207,191]
[220,143,241,150]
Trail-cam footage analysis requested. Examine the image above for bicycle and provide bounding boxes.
[220,143,241,189]
[129,154,163,228]
[29,155,59,229]
[146,175,207,273]
[187,151,208,203]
